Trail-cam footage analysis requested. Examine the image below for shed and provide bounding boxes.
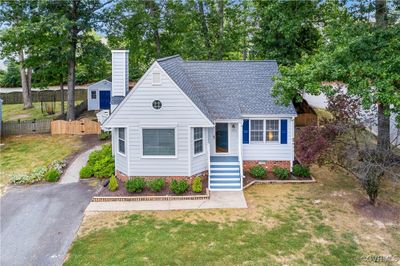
[87,78,112,111]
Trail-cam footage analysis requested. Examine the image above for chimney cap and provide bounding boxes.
[111,49,129,53]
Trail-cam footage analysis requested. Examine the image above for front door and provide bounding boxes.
[99,91,111,109]
[215,123,229,153]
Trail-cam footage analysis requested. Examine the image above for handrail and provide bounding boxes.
[207,143,211,190]
[238,123,243,190]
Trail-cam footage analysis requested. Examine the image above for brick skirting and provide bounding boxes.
[115,170,208,184]
[243,160,291,172]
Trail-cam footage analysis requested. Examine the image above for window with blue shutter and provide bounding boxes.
[280,119,288,144]
[243,119,249,144]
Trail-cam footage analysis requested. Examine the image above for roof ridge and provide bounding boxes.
[156,55,181,62]
[185,59,277,63]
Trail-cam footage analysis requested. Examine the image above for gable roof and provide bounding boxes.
[157,55,296,120]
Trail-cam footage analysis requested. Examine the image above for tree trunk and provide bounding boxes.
[18,50,33,109]
[375,0,390,151]
[216,0,224,60]
[198,0,212,59]
[60,74,65,115]
[66,0,78,121]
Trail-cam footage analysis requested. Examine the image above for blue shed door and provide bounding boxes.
[99,91,111,109]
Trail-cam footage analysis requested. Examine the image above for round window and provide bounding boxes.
[152,100,162,110]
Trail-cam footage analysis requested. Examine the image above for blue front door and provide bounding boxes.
[99,91,111,109]
[215,123,229,153]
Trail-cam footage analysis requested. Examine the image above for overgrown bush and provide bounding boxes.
[191,176,202,193]
[10,166,47,184]
[126,178,146,193]
[99,131,111,140]
[273,167,290,180]
[10,173,33,184]
[49,160,66,173]
[85,144,114,179]
[292,164,310,177]
[108,175,118,192]
[80,165,94,178]
[170,179,189,194]
[148,178,165,192]
[45,168,61,182]
[250,165,266,179]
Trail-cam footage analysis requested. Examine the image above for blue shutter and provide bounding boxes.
[280,119,288,144]
[243,119,249,144]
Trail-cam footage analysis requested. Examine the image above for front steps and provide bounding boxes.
[209,156,241,190]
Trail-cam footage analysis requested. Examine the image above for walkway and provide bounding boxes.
[85,191,248,212]
[60,145,102,184]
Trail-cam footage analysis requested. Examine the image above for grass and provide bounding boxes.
[65,166,399,265]
[2,101,82,122]
[0,134,85,186]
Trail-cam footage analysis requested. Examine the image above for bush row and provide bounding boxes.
[10,160,66,184]
[119,176,203,195]
[79,144,114,179]
[249,164,310,180]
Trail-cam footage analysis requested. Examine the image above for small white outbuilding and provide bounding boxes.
[87,78,112,111]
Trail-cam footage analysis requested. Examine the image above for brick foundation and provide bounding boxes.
[115,170,208,184]
[243,160,291,172]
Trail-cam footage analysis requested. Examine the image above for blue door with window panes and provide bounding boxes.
[99,91,111,109]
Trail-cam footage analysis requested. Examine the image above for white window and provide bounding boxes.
[118,128,126,154]
[249,119,280,143]
[265,120,279,142]
[143,129,175,156]
[91,91,96,99]
[250,120,264,142]
[193,127,203,155]
[152,68,161,85]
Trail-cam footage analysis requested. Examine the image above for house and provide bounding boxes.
[87,78,112,111]
[103,50,297,191]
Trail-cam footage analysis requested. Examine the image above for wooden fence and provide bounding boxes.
[51,118,101,135]
[295,113,319,127]
[0,89,87,104]
[1,119,51,136]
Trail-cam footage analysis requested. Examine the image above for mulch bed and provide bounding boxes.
[243,172,313,186]
[95,177,208,197]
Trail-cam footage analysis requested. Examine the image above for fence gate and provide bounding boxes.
[51,118,101,135]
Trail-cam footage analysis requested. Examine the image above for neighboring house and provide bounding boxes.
[87,78,112,111]
[103,50,297,191]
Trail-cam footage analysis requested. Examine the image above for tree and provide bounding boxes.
[273,0,400,151]
[0,60,21,87]
[0,1,39,109]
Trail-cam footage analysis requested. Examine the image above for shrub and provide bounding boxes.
[45,168,61,182]
[292,164,310,177]
[9,166,47,184]
[250,165,267,179]
[80,165,94,178]
[49,160,66,174]
[30,166,47,181]
[10,173,32,184]
[148,178,165,192]
[108,175,118,192]
[99,131,111,140]
[126,178,146,193]
[273,167,290,180]
[170,179,189,195]
[192,176,202,193]
[88,144,112,166]
[93,156,114,178]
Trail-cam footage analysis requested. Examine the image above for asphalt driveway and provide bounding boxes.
[1,182,95,266]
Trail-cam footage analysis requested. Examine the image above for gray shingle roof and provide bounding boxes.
[157,55,296,121]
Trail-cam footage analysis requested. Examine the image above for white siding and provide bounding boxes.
[113,128,128,175]
[111,51,128,97]
[243,118,294,161]
[190,128,208,175]
[108,63,212,177]
[87,80,111,111]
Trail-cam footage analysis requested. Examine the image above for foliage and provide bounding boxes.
[10,166,47,184]
[169,179,189,195]
[191,176,202,193]
[86,144,114,179]
[292,165,310,178]
[80,166,94,179]
[45,168,61,182]
[249,165,267,179]
[108,175,118,192]
[49,160,66,174]
[147,178,165,192]
[99,131,111,141]
[273,167,290,180]
[126,178,146,193]
[0,60,21,87]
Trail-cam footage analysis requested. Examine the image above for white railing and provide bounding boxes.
[207,143,211,190]
[238,122,243,190]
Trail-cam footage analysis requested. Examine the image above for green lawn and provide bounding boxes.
[65,166,399,265]
[0,134,84,187]
[2,101,82,122]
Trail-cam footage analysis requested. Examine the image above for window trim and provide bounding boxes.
[141,126,177,158]
[91,90,96,100]
[249,119,280,144]
[193,127,204,157]
[117,128,126,156]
